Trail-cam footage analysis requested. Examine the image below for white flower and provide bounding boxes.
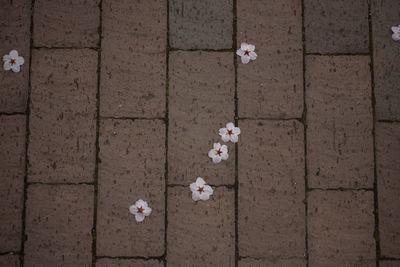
[219,122,241,143]
[392,25,400,41]
[3,50,24,72]
[208,142,228,163]
[190,177,213,201]
[236,42,257,64]
[129,199,152,222]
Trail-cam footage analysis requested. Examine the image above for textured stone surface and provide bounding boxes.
[97,259,163,267]
[238,120,305,257]
[167,187,235,266]
[100,0,166,118]
[0,115,25,251]
[372,0,400,120]
[239,258,306,267]
[308,190,375,266]
[169,0,232,49]
[169,51,235,185]
[237,0,303,119]
[0,0,30,112]
[33,0,100,47]
[304,0,369,53]
[380,261,400,267]
[376,122,400,258]
[0,255,19,267]
[28,49,97,183]
[25,185,93,267]
[97,119,165,257]
[306,56,374,189]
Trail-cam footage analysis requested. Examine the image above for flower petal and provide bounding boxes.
[9,50,18,58]
[16,56,24,66]
[226,122,235,130]
[241,56,251,64]
[221,153,229,161]
[249,51,257,60]
[241,42,249,50]
[212,156,222,164]
[392,26,399,33]
[208,149,216,158]
[196,177,206,187]
[392,33,400,41]
[233,127,241,135]
[221,134,230,142]
[219,127,227,136]
[192,191,201,201]
[203,185,213,195]
[3,54,11,61]
[220,145,228,153]
[11,64,20,73]
[190,182,198,192]
[236,49,245,57]
[200,192,210,201]
[213,142,221,150]
[3,61,11,71]
[135,213,146,222]
[129,205,137,215]
[143,206,152,216]
[230,134,239,143]
[247,44,255,52]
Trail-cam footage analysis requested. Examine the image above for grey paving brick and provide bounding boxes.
[169,0,233,49]
[238,120,305,258]
[28,49,97,183]
[0,115,25,251]
[306,56,374,189]
[97,119,165,257]
[308,190,375,266]
[237,0,303,119]
[380,261,400,267]
[100,0,166,118]
[239,258,306,267]
[97,258,163,267]
[24,185,93,267]
[168,51,235,185]
[304,0,369,53]
[0,255,19,267]
[376,122,400,258]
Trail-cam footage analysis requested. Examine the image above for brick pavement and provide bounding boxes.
[0,0,400,266]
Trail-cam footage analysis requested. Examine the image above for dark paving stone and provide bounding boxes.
[168,51,235,185]
[28,49,97,183]
[24,185,93,267]
[380,261,400,267]
[376,122,400,258]
[238,120,305,258]
[33,0,100,47]
[239,258,306,267]
[308,190,375,266]
[100,0,166,118]
[97,119,165,257]
[372,0,400,120]
[169,0,233,49]
[306,56,374,189]
[0,0,30,112]
[237,0,303,119]
[304,0,369,53]
[0,115,25,252]
[167,187,235,266]
[0,255,19,267]
[97,258,163,267]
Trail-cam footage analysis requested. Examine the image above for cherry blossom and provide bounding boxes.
[208,142,228,163]
[129,199,152,222]
[190,177,213,201]
[3,50,24,72]
[236,42,257,64]
[219,122,241,143]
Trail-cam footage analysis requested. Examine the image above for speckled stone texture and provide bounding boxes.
[304,0,369,53]
[237,0,303,119]
[372,0,400,121]
[169,0,233,49]
[168,51,235,185]
[97,119,165,257]
[24,185,94,267]
[167,187,235,266]
[0,0,30,112]
[306,56,374,189]
[376,122,400,258]
[100,0,166,118]
[308,190,375,266]
[33,0,100,47]
[238,120,305,258]
[28,49,97,183]
[97,259,163,267]
[0,115,25,251]
[0,255,20,267]
[239,258,306,267]
[380,261,400,267]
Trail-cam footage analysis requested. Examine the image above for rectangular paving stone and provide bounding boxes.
[237,0,303,119]
[0,115,25,252]
[308,190,375,266]
[167,187,235,266]
[239,258,306,267]
[25,185,93,267]
[306,56,374,189]
[28,49,97,183]
[97,258,163,267]
[97,119,165,257]
[169,0,232,49]
[381,261,400,267]
[372,0,400,120]
[376,122,400,258]
[238,120,305,258]
[100,0,166,118]
[0,0,30,112]
[304,0,369,53]
[33,0,99,47]
[0,255,19,267]
[169,51,235,185]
